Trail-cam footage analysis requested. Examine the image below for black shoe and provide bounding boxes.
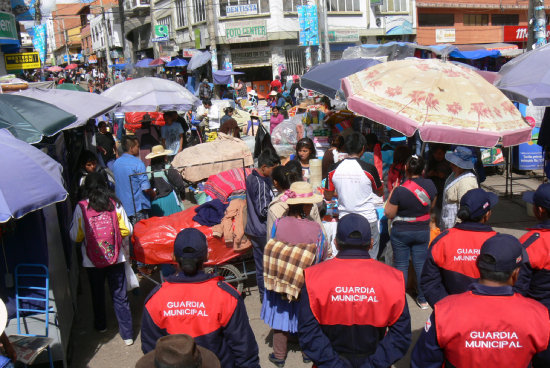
[303,354,312,363]
[268,353,285,367]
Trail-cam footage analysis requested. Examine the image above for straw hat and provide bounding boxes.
[145,145,174,159]
[269,90,278,96]
[135,334,220,368]
[281,181,323,205]
[0,299,7,335]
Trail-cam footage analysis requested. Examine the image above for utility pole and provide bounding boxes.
[316,0,329,63]
[206,0,218,71]
[100,0,114,85]
[62,19,70,66]
[322,0,329,62]
[534,0,547,47]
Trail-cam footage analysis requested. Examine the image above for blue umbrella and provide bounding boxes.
[301,58,381,99]
[496,44,550,106]
[165,58,188,67]
[135,58,154,68]
[0,129,67,223]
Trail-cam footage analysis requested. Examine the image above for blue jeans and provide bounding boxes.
[249,235,267,302]
[391,229,430,303]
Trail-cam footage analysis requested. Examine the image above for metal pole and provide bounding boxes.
[100,0,114,85]
[62,19,70,65]
[321,0,330,62]
[534,0,547,47]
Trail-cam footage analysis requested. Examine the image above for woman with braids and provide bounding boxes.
[70,172,134,345]
[140,228,260,368]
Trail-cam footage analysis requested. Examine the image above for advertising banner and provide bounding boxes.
[31,23,47,65]
[504,25,550,42]
[4,52,41,70]
[225,20,267,43]
[297,5,319,46]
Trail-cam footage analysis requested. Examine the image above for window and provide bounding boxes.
[219,0,270,17]
[158,15,171,29]
[284,0,307,12]
[492,14,519,26]
[193,0,206,23]
[380,0,407,13]
[463,14,489,26]
[326,0,360,12]
[418,13,454,27]
[175,0,187,28]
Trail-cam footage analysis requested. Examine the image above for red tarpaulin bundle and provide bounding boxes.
[132,206,241,266]
[124,112,166,132]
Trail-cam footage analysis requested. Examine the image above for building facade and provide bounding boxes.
[416,0,531,47]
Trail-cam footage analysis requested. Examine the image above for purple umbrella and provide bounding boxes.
[496,44,550,106]
[135,58,154,68]
[0,129,67,223]
[301,58,381,99]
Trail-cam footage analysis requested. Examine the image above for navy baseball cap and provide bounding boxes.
[173,228,208,260]
[459,188,498,219]
[336,214,371,246]
[523,183,550,209]
[477,234,523,273]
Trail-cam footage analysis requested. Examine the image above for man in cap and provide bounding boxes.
[141,228,260,368]
[421,188,498,307]
[298,213,411,368]
[412,234,550,368]
[136,334,220,368]
[517,183,550,366]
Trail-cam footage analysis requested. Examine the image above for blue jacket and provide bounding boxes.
[245,169,273,238]
[140,272,260,368]
[298,248,411,368]
[421,222,496,307]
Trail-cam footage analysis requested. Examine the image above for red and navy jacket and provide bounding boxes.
[140,272,260,368]
[421,222,497,307]
[516,220,550,310]
[298,248,411,368]
[411,283,550,368]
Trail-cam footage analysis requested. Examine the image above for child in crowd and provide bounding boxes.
[294,138,317,182]
[73,150,115,201]
[245,149,281,302]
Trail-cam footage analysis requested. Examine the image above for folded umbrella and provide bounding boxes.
[0,129,67,223]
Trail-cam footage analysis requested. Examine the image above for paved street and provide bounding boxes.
[69,171,543,368]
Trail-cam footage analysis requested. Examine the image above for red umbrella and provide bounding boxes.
[149,58,165,67]
[65,63,78,70]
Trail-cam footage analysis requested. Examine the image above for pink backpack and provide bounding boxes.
[78,200,122,268]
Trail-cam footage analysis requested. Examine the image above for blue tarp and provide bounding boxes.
[449,49,501,60]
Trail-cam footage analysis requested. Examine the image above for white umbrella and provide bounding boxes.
[187,51,212,71]
[14,88,120,129]
[101,77,199,112]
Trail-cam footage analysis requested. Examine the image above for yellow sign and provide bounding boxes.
[4,52,41,70]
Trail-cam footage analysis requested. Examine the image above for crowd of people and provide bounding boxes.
[3,68,550,368]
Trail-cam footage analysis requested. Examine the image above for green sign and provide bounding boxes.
[0,12,17,41]
[152,24,169,42]
[194,29,201,49]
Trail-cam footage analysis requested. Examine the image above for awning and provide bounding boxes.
[233,63,271,69]
[456,43,518,51]
[449,49,501,59]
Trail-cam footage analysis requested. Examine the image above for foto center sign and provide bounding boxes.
[152,24,169,42]
[225,20,267,43]
[4,52,41,70]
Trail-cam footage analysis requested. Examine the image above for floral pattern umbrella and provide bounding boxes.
[342,58,531,147]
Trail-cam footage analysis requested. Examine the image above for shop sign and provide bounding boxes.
[231,48,270,66]
[152,24,169,42]
[328,30,359,43]
[298,5,319,46]
[504,25,550,42]
[226,4,258,17]
[182,48,200,58]
[4,52,40,70]
[225,20,267,43]
[385,15,413,35]
[435,28,455,43]
[0,12,18,42]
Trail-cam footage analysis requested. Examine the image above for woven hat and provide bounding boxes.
[145,145,174,159]
[269,90,277,96]
[280,181,323,205]
[135,334,220,368]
